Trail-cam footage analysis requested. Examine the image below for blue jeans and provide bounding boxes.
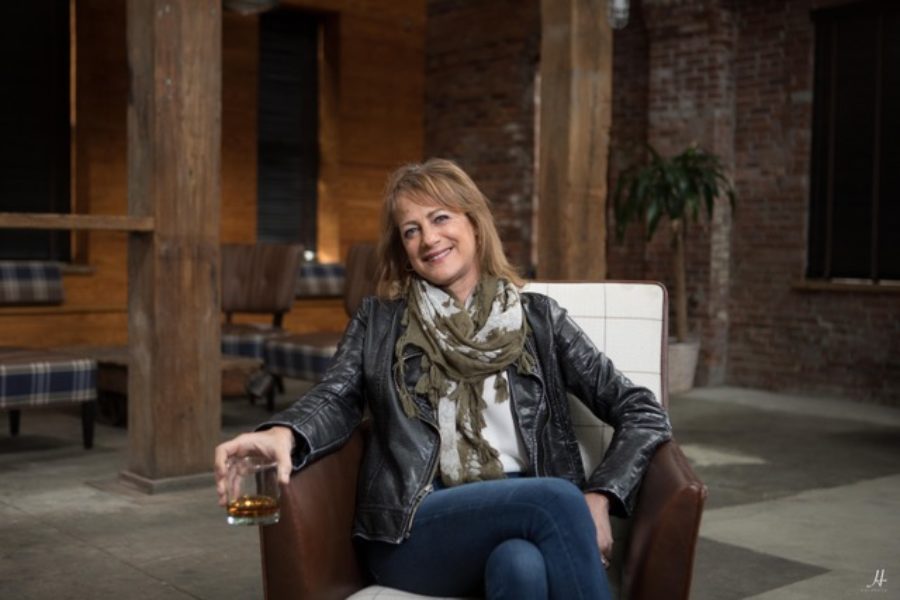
[357,477,612,600]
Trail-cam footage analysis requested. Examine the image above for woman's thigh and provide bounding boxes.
[357,477,610,599]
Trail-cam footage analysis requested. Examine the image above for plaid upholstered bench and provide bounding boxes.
[262,332,340,384]
[0,349,97,449]
[240,333,340,412]
[54,345,264,426]
[1,261,98,448]
[295,262,345,298]
[0,260,64,305]
[221,324,285,360]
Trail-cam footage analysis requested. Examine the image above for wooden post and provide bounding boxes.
[537,0,613,280]
[124,0,222,487]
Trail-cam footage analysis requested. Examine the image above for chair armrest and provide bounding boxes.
[260,428,367,600]
[624,440,708,600]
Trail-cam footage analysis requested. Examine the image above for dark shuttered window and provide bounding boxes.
[809,0,900,281]
[0,2,71,260]
[257,10,319,252]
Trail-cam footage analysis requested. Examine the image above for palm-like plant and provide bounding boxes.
[612,145,735,343]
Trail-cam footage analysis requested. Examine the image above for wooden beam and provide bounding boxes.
[0,305,124,316]
[125,0,222,484]
[537,0,613,280]
[0,213,154,232]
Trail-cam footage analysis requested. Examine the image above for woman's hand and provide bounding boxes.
[584,492,614,568]
[214,427,295,506]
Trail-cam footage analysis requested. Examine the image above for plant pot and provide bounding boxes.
[667,340,700,395]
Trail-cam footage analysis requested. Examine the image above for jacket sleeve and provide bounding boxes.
[546,296,672,516]
[255,299,371,471]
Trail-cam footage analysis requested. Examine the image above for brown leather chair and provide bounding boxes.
[261,433,704,600]
[259,282,707,600]
[220,243,304,359]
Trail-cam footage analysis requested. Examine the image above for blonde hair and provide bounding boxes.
[375,158,522,298]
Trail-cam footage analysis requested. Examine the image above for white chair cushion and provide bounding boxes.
[524,282,665,472]
[347,585,468,599]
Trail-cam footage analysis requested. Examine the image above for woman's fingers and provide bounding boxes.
[265,426,296,485]
[584,492,614,567]
[213,428,295,505]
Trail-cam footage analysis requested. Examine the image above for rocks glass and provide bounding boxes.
[224,455,280,526]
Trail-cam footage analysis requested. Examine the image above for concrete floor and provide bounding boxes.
[1,384,898,599]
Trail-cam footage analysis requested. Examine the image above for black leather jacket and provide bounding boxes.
[261,292,672,543]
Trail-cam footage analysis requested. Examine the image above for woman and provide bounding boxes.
[215,158,671,599]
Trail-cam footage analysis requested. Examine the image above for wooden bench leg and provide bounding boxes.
[82,402,96,449]
[9,410,20,436]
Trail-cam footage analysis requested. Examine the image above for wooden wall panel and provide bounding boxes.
[0,311,127,348]
[222,13,259,244]
[334,11,424,254]
[1,0,424,349]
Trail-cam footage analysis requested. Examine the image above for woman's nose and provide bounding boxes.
[420,224,440,246]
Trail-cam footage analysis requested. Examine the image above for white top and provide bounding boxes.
[481,372,528,472]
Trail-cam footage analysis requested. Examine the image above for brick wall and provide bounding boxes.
[425,0,540,273]
[728,0,900,404]
[609,0,900,404]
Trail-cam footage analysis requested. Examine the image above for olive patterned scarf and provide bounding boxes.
[395,276,534,487]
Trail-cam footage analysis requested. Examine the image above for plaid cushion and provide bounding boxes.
[295,263,345,298]
[221,323,286,359]
[0,261,64,305]
[263,333,341,382]
[0,350,97,410]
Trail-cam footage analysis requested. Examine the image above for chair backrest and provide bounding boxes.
[523,281,668,473]
[221,244,303,325]
[343,242,378,317]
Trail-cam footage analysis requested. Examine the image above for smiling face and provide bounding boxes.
[394,193,480,303]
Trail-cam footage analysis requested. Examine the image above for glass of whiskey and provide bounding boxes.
[224,455,281,526]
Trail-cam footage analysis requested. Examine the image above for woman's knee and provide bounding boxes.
[485,539,547,599]
[518,477,591,515]
[507,478,597,547]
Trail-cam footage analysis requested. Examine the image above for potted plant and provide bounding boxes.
[611,145,735,393]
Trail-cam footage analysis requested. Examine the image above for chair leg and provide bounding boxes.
[82,402,95,449]
[247,370,275,407]
[9,410,20,436]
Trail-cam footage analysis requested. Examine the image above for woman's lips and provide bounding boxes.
[423,248,451,263]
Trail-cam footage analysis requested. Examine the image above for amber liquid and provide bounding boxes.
[227,495,279,519]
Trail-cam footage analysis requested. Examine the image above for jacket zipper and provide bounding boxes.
[523,338,549,477]
[401,415,440,539]
[397,348,439,541]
